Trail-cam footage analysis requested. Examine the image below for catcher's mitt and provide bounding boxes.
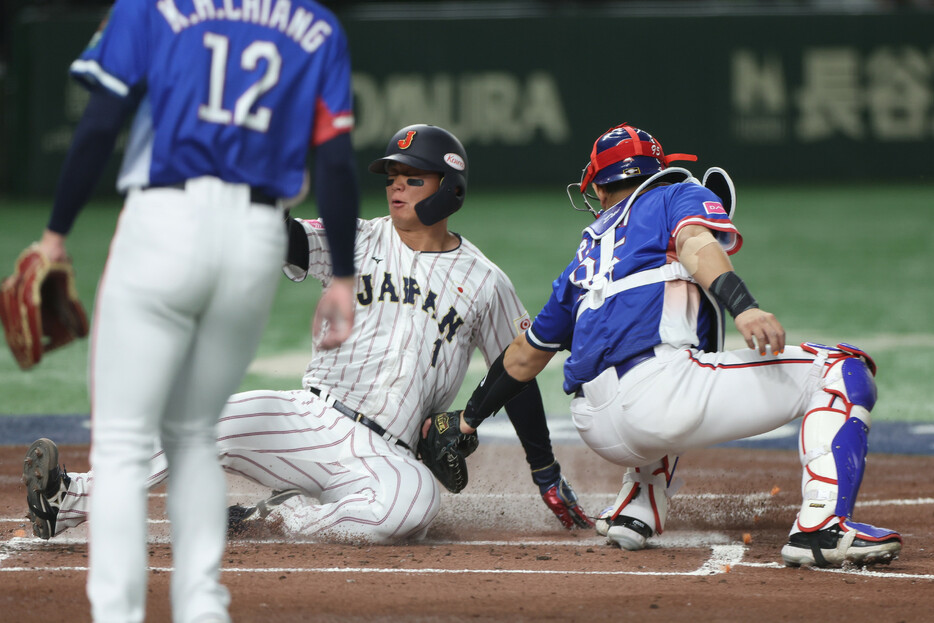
[417,411,479,493]
[0,244,89,370]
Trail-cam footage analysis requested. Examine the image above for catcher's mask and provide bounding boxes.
[368,124,468,226]
[567,123,697,217]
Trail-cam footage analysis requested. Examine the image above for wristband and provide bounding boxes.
[530,461,561,492]
[462,349,530,429]
[708,271,759,318]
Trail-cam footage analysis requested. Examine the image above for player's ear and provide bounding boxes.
[592,184,603,203]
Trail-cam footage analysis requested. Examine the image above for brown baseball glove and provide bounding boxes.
[0,244,89,370]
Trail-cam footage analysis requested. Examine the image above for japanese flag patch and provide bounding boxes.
[513,313,531,335]
[703,201,727,215]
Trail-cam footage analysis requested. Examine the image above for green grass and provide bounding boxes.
[1,181,932,420]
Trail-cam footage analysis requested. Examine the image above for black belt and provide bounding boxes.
[144,182,278,207]
[615,347,657,378]
[308,388,412,452]
[574,348,657,398]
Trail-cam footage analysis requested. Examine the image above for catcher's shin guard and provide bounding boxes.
[595,456,681,551]
[795,343,877,530]
[786,343,901,566]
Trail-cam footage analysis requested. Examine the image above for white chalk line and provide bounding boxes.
[0,539,744,577]
[3,496,932,580]
[3,535,932,581]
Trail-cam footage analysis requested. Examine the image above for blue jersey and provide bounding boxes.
[528,181,742,393]
[70,0,354,198]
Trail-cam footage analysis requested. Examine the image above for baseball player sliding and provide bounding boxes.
[23,124,591,544]
[451,123,901,569]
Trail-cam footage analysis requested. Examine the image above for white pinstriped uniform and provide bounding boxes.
[292,216,531,447]
[52,215,531,543]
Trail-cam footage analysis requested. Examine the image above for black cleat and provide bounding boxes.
[22,438,71,540]
[781,520,902,568]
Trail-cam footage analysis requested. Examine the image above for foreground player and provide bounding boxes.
[451,123,901,568]
[24,124,591,545]
[19,2,360,621]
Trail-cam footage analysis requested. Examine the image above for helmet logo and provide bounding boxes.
[397,131,416,149]
[444,153,466,171]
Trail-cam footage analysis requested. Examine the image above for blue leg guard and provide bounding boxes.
[840,356,877,411]
[831,416,868,518]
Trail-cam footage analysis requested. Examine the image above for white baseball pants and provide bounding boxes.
[59,389,441,545]
[87,178,286,623]
[570,344,823,466]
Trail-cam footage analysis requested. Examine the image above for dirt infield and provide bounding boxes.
[2,442,933,622]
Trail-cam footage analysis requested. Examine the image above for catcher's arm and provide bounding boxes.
[461,333,554,431]
[530,461,593,529]
[676,224,784,356]
[503,382,593,529]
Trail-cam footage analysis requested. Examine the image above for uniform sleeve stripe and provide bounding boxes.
[333,114,354,130]
[526,327,562,352]
[672,216,743,255]
[311,97,354,146]
[69,59,130,97]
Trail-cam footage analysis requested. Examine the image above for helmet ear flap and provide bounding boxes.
[414,171,467,226]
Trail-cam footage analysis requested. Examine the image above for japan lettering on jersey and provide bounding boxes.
[69,0,354,198]
[527,182,742,393]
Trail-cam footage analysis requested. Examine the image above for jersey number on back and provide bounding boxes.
[198,32,281,133]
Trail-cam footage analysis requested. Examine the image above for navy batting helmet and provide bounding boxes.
[579,123,697,192]
[368,124,468,226]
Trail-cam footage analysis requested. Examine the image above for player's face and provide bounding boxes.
[385,164,442,228]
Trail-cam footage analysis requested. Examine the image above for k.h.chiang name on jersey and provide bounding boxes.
[156,0,335,52]
[75,0,354,199]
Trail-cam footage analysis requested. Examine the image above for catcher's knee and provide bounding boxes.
[803,342,877,425]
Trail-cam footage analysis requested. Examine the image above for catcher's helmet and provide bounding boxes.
[579,123,697,192]
[368,124,468,226]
